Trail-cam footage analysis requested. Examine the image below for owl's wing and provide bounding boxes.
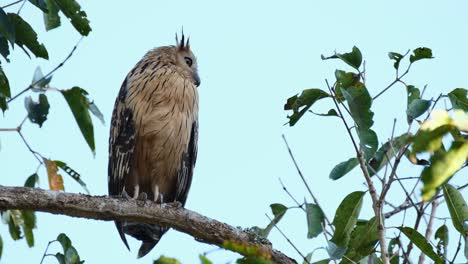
[175,121,198,205]
[108,78,135,250]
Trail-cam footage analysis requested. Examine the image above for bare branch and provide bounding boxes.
[384,183,468,218]
[7,38,83,104]
[0,186,297,264]
[281,135,334,232]
[418,200,438,264]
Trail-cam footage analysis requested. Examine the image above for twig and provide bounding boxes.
[16,0,26,14]
[1,0,23,8]
[265,214,307,264]
[0,186,297,264]
[18,130,43,163]
[383,182,468,218]
[279,178,305,211]
[0,128,18,131]
[7,37,83,104]
[326,80,389,264]
[404,201,425,262]
[450,234,462,264]
[39,240,57,264]
[418,199,438,264]
[373,51,411,100]
[281,135,334,232]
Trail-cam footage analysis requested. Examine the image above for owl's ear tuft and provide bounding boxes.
[176,30,190,51]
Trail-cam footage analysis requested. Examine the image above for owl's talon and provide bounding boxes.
[121,189,131,200]
[136,192,148,207]
[170,201,182,209]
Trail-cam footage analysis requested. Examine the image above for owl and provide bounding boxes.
[108,33,200,257]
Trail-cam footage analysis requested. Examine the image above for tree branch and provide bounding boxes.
[0,186,296,264]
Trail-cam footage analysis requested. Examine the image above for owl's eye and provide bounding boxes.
[184,57,193,67]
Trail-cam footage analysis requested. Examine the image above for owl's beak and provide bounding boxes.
[193,73,201,87]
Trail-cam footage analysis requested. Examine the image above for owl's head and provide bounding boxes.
[175,32,200,87]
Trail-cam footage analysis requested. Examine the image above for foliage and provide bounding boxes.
[282,46,467,263]
[0,0,97,262]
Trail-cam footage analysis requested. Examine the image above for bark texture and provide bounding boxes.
[0,186,296,264]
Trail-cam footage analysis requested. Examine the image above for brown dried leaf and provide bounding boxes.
[44,158,64,191]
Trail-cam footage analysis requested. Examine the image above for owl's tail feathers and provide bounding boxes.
[115,221,130,251]
[122,222,167,258]
[138,240,159,258]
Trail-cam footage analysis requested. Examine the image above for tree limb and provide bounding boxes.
[0,186,296,264]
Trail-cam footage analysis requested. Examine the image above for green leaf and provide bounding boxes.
[388,52,403,70]
[24,94,50,127]
[421,141,468,200]
[61,87,95,154]
[0,65,10,98]
[341,217,379,264]
[260,203,287,238]
[303,253,312,264]
[388,238,400,264]
[64,246,80,264]
[411,125,453,154]
[43,0,61,30]
[331,191,365,247]
[322,46,363,70]
[409,47,433,63]
[21,210,36,247]
[53,0,91,36]
[306,203,324,238]
[329,158,358,180]
[55,253,66,264]
[87,99,105,124]
[28,0,49,12]
[434,224,448,260]
[448,88,468,111]
[334,70,360,103]
[22,222,34,247]
[357,128,378,160]
[406,85,420,105]
[31,66,52,89]
[398,227,443,263]
[54,160,89,194]
[284,88,330,126]
[7,13,48,59]
[311,109,339,117]
[154,256,182,264]
[406,99,431,123]
[368,134,409,176]
[199,255,213,264]
[442,184,468,235]
[327,241,347,260]
[0,36,10,61]
[57,233,72,252]
[341,83,374,130]
[0,65,10,113]
[0,9,15,45]
[7,212,21,240]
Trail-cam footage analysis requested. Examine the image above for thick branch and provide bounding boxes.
[0,186,296,264]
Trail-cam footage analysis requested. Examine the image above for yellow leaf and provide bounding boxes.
[44,158,64,191]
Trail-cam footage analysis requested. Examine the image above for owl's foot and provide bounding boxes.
[136,192,148,207]
[168,201,183,209]
[121,188,131,200]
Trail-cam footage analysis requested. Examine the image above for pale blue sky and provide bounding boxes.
[0,1,467,263]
